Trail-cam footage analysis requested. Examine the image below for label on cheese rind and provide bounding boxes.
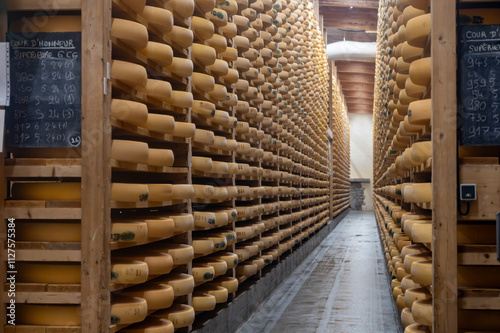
[111,260,149,285]
[111,296,148,325]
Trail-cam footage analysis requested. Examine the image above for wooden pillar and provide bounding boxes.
[80,0,112,332]
[329,61,334,218]
[431,0,458,331]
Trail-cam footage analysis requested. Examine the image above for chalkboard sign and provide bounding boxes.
[458,24,500,146]
[5,32,82,148]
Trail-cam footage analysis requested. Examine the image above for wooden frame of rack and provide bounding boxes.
[1,1,350,332]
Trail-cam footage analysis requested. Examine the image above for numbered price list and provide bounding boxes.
[459,25,500,146]
[5,32,82,148]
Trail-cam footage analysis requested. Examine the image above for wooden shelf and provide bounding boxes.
[111,118,188,144]
[111,160,188,174]
[458,245,500,266]
[110,199,188,209]
[459,288,500,310]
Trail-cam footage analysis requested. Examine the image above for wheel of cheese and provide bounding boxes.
[400,244,429,260]
[223,187,238,199]
[192,185,215,199]
[11,182,81,200]
[165,214,193,234]
[147,184,173,201]
[405,77,426,98]
[193,211,217,229]
[206,8,228,27]
[410,141,431,165]
[192,156,213,172]
[211,136,227,150]
[238,244,259,257]
[17,262,80,283]
[404,323,431,333]
[166,0,195,18]
[111,99,148,126]
[235,247,250,261]
[166,91,194,108]
[409,57,431,87]
[140,218,174,238]
[193,100,216,117]
[209,84,228,101]
[116,251,174,275]
[145,114,175,133]
[404,183,432,203]
[207,59,229,77]
[111,222,148,242]
[405,14,431,48]
[156,243,194,266]
[192,43,216,66]
[111,140,149,164]
[147,148,174,167]
[401,275,422,293]
[156,273,194,296]
[221,68,240,84]
[121,318,174,333]
[208,277,238,293]
[17,304,81,325]
[192,238,215,256]
[121,0,146,12]
[192,292,217,311]
[403,220,431,240]
[411,299,432,327]
[111,183,149,202]
[405,287,432,309]
[192,263,215,283]
[120,283,174,310]
[219,21,237,38]
[144,79,173,102]
[209,252,238,268]
[401,308,417,328]
[111,18,149,50]
[152,304,195,328]
[165,57,193,78]
[402,41,423,63]
[192,72,215,92]
[111,260,149,284]
[411,260,432,286]
[236,263,258,276]
[172,122,196,138]
[16,222,81,242]
[236,142,252,155]
[197,258,227,276]
[197,285,228,303]
[411,223,432,243]
[111,60,147,89]
[225,139,238,151]
[193,129,215,145]
[191,16,214,41]
[397,293,406,310]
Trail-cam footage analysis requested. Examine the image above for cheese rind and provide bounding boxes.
[111,296,148,325]
[152,304,195,328]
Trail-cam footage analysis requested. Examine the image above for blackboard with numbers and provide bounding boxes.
[458,24,500,146]
[5,32,82,148]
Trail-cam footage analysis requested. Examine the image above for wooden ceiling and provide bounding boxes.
[319,0,378,114]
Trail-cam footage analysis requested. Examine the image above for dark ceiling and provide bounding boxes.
[319,0,378,114]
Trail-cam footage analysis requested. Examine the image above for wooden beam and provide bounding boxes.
[319,0,379,9]
[346,100,374,106]
[336,60,376,74]
[431,0,458,331]
[341,82,374,91]
[338,72,375,83]
[326,29,377,43]
[343,91,374,98]
[81,0,111,332]
[321,7,378,31]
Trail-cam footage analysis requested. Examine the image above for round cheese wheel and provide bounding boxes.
[219,21,237,38]
[147,149,174,167]
[401,275,422,293]
[111,260,149,284]
[226,139,238,151]
[17,304,81,325]
[209,84,228,101]
[206,34,227,54]
[142,218,174,238]
[219,208,238,221]
[410,141,431,165]
[16,222,81,242]
[193,100,216,117]
[400,244,429,260]
[209,252,238,268]
[206,8,228,27]
[405,77,426,98]
[212,187,228,200]
[152,304,195,328]
[145,114,175,133]
[404,323,431,333]
[192,263,215,283]
[111,183,149,202]
[145,79,173,101]
[207,276,238,293]
[191,16,214,40]
[236,263,258,276]
[147,184,173,201]
[193,211,217,228]
[192,238,215,255]
[12,182,81,200]
[165,57,193,78]
[116,251,173,275]
[170,214,195,232]
[411,260,432,286]
[111,140,149,164]
[403,183,432,203]
[411,299,432,326]
[402,41,423,63]
[121,0,146,12]
[156,273,194,297]
[192,43,217,66]
[111,18,148,50]
[166,91,194,108]
[193,129,215,145]
[406,14,431,48]
[120,283,174,310]
[221,68,240,83]
[172,122,196,138]
[111,222,148,243]
[211,137,227,150]
[192,72,215,92]
[111,60,147,89]
[197,258,227,276]
[197,285,228,303]
[409,57,431,86]
[17,262,80,283]
[157,244,194,265]
[121,318,174,333]
[192,156,213,172]
[141,6,174,33]
[397,293,406,310]
[111,99,148,126]
[166,0,195,18]
[405,287,432,309]
[193,185,215,199]
[401,308,417,328]
[192,292,217,311]
[411,223,432,243]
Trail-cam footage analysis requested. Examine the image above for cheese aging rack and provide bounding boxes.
[0,0,351,332]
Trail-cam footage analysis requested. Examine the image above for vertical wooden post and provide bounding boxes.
[431,0,458,331]
[80,0,112,332]
[329,61,334,218]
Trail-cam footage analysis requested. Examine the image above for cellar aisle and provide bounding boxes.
[237,211,402,333]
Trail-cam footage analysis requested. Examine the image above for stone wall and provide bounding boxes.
[351,178,370,210]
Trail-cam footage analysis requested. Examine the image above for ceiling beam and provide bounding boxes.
[335,60,376,74]
[320,7,378,31]
[338,72,375,83]
[341,82,375,91]
[318,0,379,9]
[342,90,374,98]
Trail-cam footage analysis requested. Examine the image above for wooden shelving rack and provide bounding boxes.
[0,0,350,332]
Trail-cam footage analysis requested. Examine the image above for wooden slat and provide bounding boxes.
[341,82,375,91]
[338,73,375,83]
[459,288,500,310]
[319,0,379,9]
[342,91,374,99]
[81,0,111,332]
[321,7,378,31]
[432,0,458,331]
[335,60,376,74]
[7,0,81,10]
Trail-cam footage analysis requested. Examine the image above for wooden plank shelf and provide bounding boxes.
[192,89,228,111]
[458,288,500,310]
[192,142,232,157]
[3,291,81,304]
[111,118,188,144]
[3,207,82,220]
[5,325,81,333]
[110,199,188,209]
[3,248,81,261]
[111,160,188,174]
[458,245,500,266]
[191,170,233,179]
[7,0,81,10]
[191,113,233,135]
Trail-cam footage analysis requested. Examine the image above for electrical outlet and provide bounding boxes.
[460,184,477,201]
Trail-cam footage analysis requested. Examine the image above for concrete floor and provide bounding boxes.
[237,211,402,333]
